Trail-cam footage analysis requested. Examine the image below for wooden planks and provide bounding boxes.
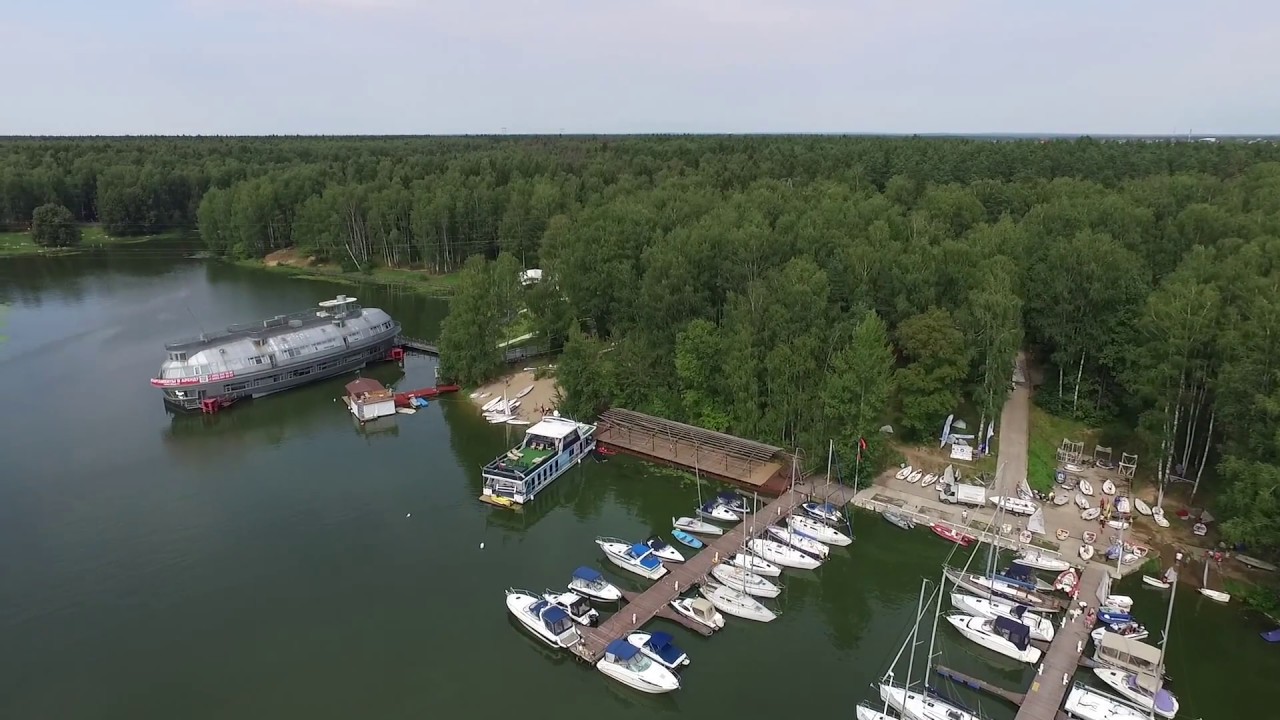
[599,408,781,461]
[1013,564,1107,720]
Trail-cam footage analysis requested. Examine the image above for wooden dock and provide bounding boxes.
[572,480,858,663]
[396,336,439,355]
[595,408,788,495]
[935,665,1025,705]
[1012,564,1108,720]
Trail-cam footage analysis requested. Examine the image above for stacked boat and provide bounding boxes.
[481,395,521,423]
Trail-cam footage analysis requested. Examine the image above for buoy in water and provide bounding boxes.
[480,542,485,550]
[406,513,411,518]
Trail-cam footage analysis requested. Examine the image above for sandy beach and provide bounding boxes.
[467,369,560,423]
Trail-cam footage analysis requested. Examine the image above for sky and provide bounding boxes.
[5,0,1279,135]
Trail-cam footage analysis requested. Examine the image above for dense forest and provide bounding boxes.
[3,136,1280,550]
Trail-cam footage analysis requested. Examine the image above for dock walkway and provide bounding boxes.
[573,479,857,662]
[1013,564,1107,720]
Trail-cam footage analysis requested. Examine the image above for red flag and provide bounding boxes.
[858,437,868,451]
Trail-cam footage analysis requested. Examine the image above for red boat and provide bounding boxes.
[597,446,617,456]
[931,523,976,546]
[393,384,460,407]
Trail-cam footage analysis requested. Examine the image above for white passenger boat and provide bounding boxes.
[596,639,681,694]
[1093,669,1179,719]
[950,592,1056,642]
[644,535,685,563]
[987,496,1039,515]
[765,525,830,558]
[669,597,724,631]
[728,552,781,577]
[946,614,1042,663]
[747,538,822,569]
[710,563,781,598]
[567,566,621,602]
[506,588,581,649]
[673,516,723,536]
[786,514,853,546]
[1013,548,1072,572]
[596,537,668,580]
[626,631,690,668]
[1063,683,1150,720]
[482,415,596,504]
[699,581,776,622]
[542,590,599,626]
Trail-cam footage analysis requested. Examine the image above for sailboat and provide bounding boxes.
[1199,560,1231,602]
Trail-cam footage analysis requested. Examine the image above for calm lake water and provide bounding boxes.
[0,245,1271,719]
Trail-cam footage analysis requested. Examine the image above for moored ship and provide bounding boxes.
[482,415,596,504]
[151,295,401,412]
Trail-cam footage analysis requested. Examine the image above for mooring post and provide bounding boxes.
[1037,662,1044,676]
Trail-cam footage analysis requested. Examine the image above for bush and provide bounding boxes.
[30,204,81,248]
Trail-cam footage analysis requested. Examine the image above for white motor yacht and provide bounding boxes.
[1093,669,1179,719]
[946,614,1042,663]
[506,589,581,649]
[596,639,680,694]
[696,501,741,523]
[786,514,853,546]
[673,516,723,536]
[1063,683,1150,720]
[669,596,725,631]
[626,631,690,668]
[567,566,622,602]
[765,525,830,558]
[747,537,822,569]
[699,581,776,622]
[727,552,781,577]
[542,590,599,626]
[950,592,1055,642]
[596,537,668,580]
[644,535,685,563]
[710,563,781,598]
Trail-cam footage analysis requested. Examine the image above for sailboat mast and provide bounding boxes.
[925,570,943,681]
[1153,568,1177,717]
[827,439,834,487]
[903,577,927,691]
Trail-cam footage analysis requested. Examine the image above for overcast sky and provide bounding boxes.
[6,0,1278,135]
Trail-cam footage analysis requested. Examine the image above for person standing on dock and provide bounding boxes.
[961,509,969,524]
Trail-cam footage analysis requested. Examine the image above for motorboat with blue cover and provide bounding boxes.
[697,500,740,523]
[715,491,751,514]
[542,590,599,626]
[596,537,668,580]
[946,614,1042,663]
[645,535,685,563]
[950,592,1055,642]
[626,631,690,668]
[506,588,581,649]
[567,566,622,602]
[802,501,842,524]
[595,639,681,694]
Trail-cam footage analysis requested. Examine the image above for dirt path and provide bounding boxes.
[994,353,1031,496]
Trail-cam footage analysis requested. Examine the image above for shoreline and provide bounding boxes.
[467,369,559,424]
[242,249,459,295]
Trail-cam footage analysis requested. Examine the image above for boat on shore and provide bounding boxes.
[988,496,1039,515]
[1014,548,1071,572]
[482,415,596,505]
[1237,554,1278,572]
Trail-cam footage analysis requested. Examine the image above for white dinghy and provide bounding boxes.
[1013,548,1072,572]
[567,566,622,602]
[699,581,776,622]
[670,596,724,631]
[1075,493,1090,509]
[894,465,913,481]
[765,525,830,558]
[542,590,599,626]
[710,563,781,598]
[907,470,924,483]
[785,514,853,546]
[506,589,581,649]
[596,639,681,695]
[950,592,1056,642]
[1080,479,1095,496]
[673,516,723,536]
[747,538,822,569]
[1134,498,1152,515]
[1080,544,1096,561]
[1152,507,1169,527]
[1082,507,1101,521]
[728,552,781,577]
[596,537,668,580]
[1102,479,1117,495]
[946,614,1042,663]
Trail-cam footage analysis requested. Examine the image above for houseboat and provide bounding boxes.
[344,378,397,422]
[481,415,596,504]
[151,295,400,412]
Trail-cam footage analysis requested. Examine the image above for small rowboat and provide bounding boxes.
[671,529,704,549]
[921,473,938,488]
[931,523,975,546]
[1082,508,1101,521]
[895,465,914,481]
[1056,528,1070,541]
[515,384,536,398]
[1080,479,1095,496]
[1082,531,1097,544]
[1102,479,1117,495]
[1143,575,1171,589]
[1075,493,1089,510]
[1080,544,1095,561]
[1237,554,1278,572]
[1053,492,1070,506]
[907,470,923,484]
[1134,498,1152,515]
[1199,588,1231,603]
[1152,507,1170,528]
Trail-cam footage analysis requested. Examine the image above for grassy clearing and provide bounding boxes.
[0,225,167,257]
[1026,404,1095,493]
[242,259,461,296]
